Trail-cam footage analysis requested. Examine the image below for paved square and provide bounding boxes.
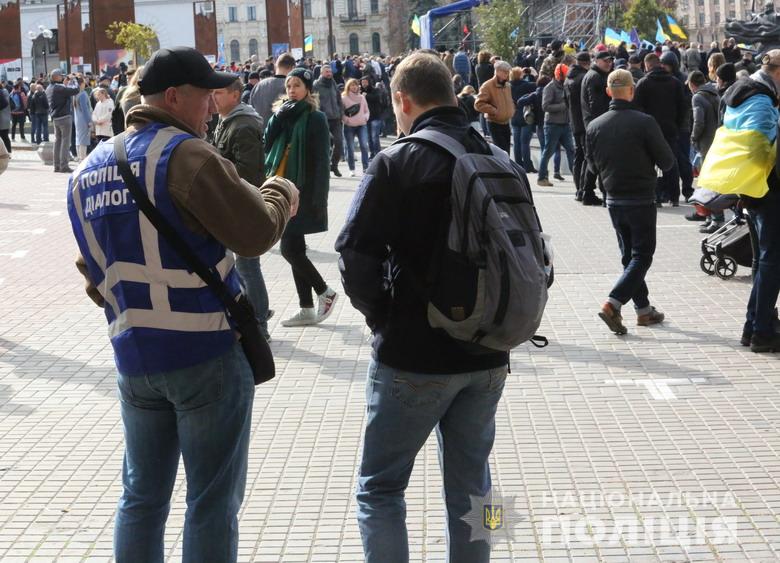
[1,144,779,562]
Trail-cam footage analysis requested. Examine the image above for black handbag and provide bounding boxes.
[344,103,360,118]
[113,133,275,385]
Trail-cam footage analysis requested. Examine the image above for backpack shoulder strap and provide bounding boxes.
[394,128,468,158]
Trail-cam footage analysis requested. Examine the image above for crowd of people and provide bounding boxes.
[5,33,775,563]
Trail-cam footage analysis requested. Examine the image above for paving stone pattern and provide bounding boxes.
[0,145,779,562]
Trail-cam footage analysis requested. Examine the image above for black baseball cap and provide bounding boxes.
[576,51,591,63]
[139,46,237,95]
[595,51,614,61]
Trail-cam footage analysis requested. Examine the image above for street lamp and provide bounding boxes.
[28,26,54,77]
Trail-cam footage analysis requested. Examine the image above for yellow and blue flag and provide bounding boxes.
[666,15,687,39]
[411,15,421,36]
[304,34,313,53]
[655,18,670,42]
[604,28,621,47]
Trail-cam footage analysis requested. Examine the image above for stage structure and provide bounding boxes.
[523,0,622,47]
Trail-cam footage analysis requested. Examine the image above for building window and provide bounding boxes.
[228,5,238,22]
[371,32,381,53]
[348,0,358,18]
[247,5,256,20]
[349,33,359,55]
[303,0,312,18]
[249,38,258,56]
[230,39,240,62]
[371,0,379,14]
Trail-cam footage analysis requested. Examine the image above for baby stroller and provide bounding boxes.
[700,212,754,279]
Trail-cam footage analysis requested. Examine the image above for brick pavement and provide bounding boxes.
[0,143,779,562]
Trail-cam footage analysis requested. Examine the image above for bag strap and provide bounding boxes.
[395,128,468,158]
[112,133,246,323]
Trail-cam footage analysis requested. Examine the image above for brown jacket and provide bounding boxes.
[75,104,295,306]
[474,76,514,124]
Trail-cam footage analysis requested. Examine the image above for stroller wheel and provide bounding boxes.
[715,257,737,279]
[700,253,716,275]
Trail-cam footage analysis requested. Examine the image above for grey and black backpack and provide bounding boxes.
[396,128,550,353]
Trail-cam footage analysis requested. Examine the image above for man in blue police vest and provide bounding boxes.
[66,47,299,563]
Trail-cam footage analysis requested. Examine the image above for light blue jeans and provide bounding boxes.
[235,254,270,335]
[114,342,254,563]
[538,123,575,181]
[356,360,508,563]
[344,124,370,171]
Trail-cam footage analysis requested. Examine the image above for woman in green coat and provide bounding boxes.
[264,68,338,327]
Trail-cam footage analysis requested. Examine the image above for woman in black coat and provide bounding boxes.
[264,68,338,327]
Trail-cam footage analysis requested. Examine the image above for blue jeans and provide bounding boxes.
[538,123,574,181]
[536,124,561,174]
[31,113,48,143]
[344,124,370,172]
[356,360,508,563]
[234,254,270,334]
[368,119,383,158]
[519,124,535,169]
[745,191,780,336]
[511,123,525,166]
[608,205,657,310]
[114,342,254,563]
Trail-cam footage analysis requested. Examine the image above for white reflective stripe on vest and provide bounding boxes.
[70,125,234,338]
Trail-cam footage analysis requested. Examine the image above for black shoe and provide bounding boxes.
[656,201,663,208]
[526,167,538,174]
[750,332,780,353]
[699,221,723,234]
[582,193,603,206]
[671,200,680,207]
[575,191,583,202]
[685,211,707,221]
[741,330,752,347]
[331,166,342,177]
[56,167,73,173]
[553,173,565,181]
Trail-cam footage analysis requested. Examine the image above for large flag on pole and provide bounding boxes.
[411,14,421,36]
[666,14,688,39]
[620,29,632,44]
[656,18,670,42]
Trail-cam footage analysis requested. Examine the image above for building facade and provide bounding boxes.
[677,0,754,45]
[217,0,408,63]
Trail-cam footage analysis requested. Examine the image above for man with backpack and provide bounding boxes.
[336,52,548,563]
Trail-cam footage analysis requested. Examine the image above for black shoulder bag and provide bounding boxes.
[113,133,275,385]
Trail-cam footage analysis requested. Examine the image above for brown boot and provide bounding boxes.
[598,303,627,335]
[637,306,665,326]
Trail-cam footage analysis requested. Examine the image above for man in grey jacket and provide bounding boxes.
[249,53,296,126]
[314,64,343,177]
[537,63,575,187]
[0,84,11,154]
[45,69,79,173]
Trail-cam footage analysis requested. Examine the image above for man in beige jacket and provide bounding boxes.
[474,60,514,154]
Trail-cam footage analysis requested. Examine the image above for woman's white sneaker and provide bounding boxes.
[281,308,318,327]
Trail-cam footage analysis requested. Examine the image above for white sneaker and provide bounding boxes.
[281,308,318,327]
[317,288,338,322]
[349,170,356,177]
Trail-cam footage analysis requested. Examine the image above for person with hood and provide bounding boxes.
[565,51,602,204]
[475,60,514,154]
[634,53,688,205]
[213,77,274,340]
[265,67,338,327]
[660,50,694,201]
[685,70,723,231]
[241,71,260,104]
[698,51,780,352]
[314,64,344,177]
[537,63,575,187]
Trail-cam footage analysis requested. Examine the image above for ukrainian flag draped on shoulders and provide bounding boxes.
[698,72,779,199]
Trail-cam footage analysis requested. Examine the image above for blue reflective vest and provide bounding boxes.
[66,123,243,376]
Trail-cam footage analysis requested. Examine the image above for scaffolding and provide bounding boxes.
[524,0,622,48]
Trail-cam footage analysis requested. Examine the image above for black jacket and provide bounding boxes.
[564,64,588,134]
[586,99,676,206]
[213,103,265,187]
[475,62,494,87]
[335,106,509,374]
[363,84,383,121]
[634,68,688,140]
[28,90,49,114]
[580,65,611,127]
[45,81,80,119]
[510,77,536,126]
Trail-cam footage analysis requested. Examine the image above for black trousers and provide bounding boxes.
[0,130,10,153]
[11,115,25,139]
[280,233,328,308]
[487,121,511,155]
[577,131,601,197]
[327,118,344,169]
